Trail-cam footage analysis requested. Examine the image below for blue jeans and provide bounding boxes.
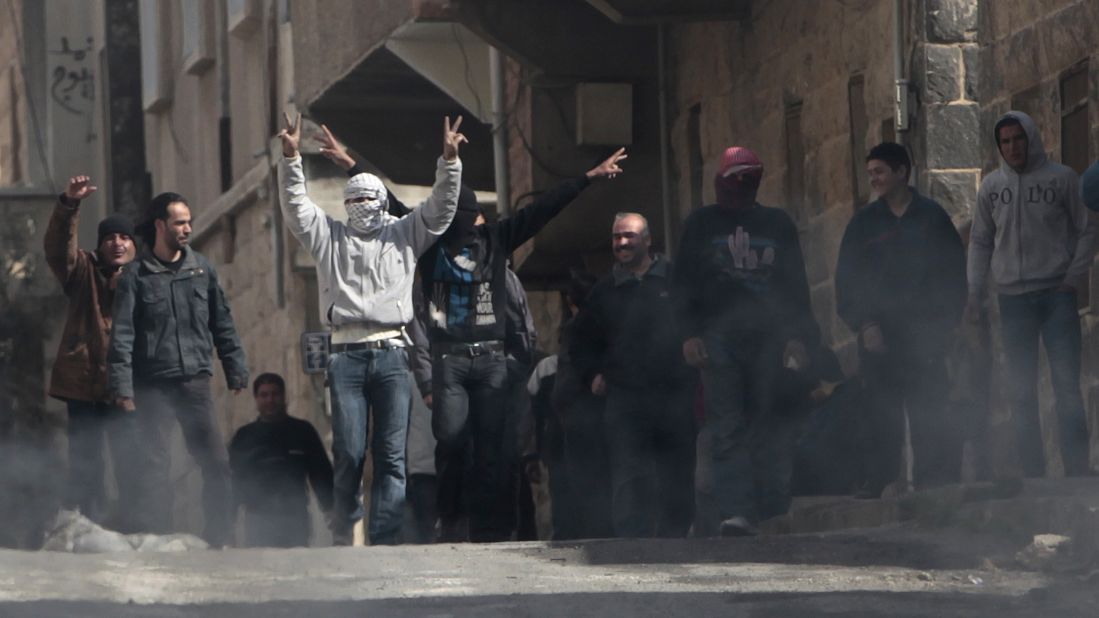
[999,288,1090,477]
[432,349,511,542]
[327,347,412,544]
[700,333,796,523]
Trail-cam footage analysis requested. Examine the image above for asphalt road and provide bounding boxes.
[1,526,1095,617]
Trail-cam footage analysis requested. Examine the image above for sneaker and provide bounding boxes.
[719,516,758,537]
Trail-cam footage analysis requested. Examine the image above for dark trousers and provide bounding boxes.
[64,400,139,526]
[604,385,695,538]
[1000,289,1091,477]
[432,349,510,542]
[701,334,799,523]
[406,473,438,544]
[558,396,614,539]
[132,376,232,546]
[242,507,309,548]
[859,341,960,489]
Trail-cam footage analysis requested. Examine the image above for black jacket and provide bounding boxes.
[672,203,819,346]
[228,414,334,514]
[419,177,590,345]
[572,255,690,390]
[834,191,966,350]
[108,247,248,398]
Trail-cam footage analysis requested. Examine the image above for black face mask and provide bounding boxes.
[714,173,761,209]
[442,185,481,255]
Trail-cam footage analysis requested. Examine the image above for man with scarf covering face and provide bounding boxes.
[422,148,626,542]
[672,146,820,537]
[277,113,465,545]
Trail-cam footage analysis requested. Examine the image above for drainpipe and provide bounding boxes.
[657,24,674,256]
[893,0,910,145]
[489,46,511,218]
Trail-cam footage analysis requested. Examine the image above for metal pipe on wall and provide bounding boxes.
[658,23,675,256]
[893,0,910,144]
[489,46,511,218]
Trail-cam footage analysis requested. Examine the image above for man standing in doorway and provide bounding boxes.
[277,113,465,545]
[108,192,249,546]
[967,111,1097,477]
[835,142,967,496]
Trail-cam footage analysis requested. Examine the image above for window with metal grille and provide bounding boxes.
[1061,63,1091,311]
[1061,63,1089,175]
[785,101,806,223]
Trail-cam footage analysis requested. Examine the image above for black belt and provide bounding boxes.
[435,340,504,357]
[330,340,404,353]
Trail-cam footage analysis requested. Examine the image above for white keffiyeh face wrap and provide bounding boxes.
[344,173,388,234]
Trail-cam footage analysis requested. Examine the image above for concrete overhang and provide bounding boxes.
[304,19,497,190]
[585,0,751,24]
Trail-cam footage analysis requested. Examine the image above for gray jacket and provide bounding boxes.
[278,155,461,330]
[969,111,1097,295]
[108,247,248,398]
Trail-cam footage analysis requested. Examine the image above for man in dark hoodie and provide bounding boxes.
[673,146,820,537]
[422,149,626,542]
[573,212,695,538]
[44,175,139,525]
[835,142,967,496]
[967,111,1097,477]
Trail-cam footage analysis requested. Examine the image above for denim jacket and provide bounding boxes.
[108,247,248,398]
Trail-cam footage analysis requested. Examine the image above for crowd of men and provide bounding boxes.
[43,109,1099,547]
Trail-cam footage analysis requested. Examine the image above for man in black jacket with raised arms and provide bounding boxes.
[423,149,626,542]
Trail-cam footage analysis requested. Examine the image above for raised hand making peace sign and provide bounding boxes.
[585,147,628,180]
[443,115,468,162]
[278,112,302,158]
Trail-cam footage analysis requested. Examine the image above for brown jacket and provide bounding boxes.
[44,198,120,402]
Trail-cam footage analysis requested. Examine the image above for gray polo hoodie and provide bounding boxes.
[968,111,1096,296]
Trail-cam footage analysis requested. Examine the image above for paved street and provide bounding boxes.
[1,525,1095,617]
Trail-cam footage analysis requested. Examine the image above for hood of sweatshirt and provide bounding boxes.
[995,110,1048,176]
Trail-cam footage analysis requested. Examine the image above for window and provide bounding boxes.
[181,0,215,75]
[847,76,870,207]
[785,102,806,223]
[139,0,171,111]
[1061,63,1091,311]
[1061,63,1089,175]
